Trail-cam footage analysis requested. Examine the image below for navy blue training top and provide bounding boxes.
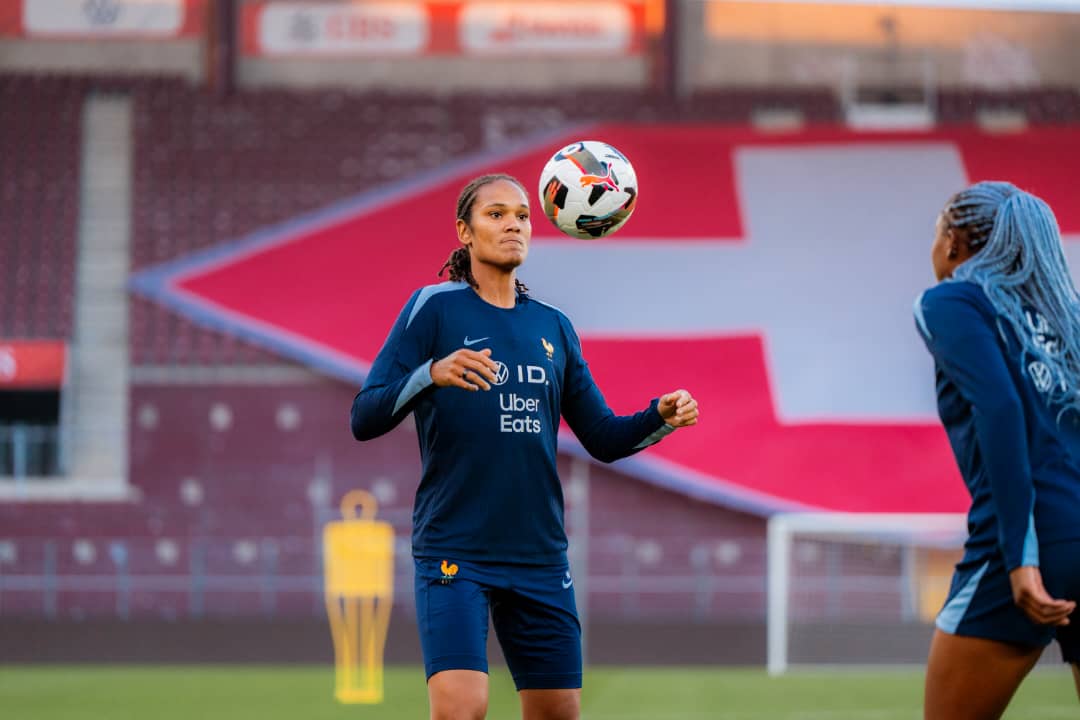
[351,281,673,565]
[915,280,1080,571]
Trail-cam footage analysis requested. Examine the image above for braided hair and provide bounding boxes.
[439,174,530,297]
[946,181,1080,415]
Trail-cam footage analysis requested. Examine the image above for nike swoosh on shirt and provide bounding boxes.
[463,336,490,346]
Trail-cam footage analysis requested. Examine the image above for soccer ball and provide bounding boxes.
[538,140,638,239]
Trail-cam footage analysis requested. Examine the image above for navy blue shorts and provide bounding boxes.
[937,540,1080,663]
[413,557,582,690]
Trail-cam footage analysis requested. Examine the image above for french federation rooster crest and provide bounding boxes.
[440,559,459,584]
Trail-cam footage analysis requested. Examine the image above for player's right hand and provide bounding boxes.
[430,348,499,391]
[1008,566,1076,626]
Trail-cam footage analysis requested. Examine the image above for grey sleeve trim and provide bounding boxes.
[529,296,567,316]
[913,291,931,341]
[633,423,676,450]
[407,281,466,329]
[393,360,434,415]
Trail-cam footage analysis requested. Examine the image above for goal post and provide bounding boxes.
[767,512,967,675]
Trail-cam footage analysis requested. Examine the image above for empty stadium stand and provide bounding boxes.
[0,75,83,339]
[937,87,1080,125]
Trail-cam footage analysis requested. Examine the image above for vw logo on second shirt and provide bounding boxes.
[491,361,509,386]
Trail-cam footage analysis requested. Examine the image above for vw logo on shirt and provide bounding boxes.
[491,361,509,386]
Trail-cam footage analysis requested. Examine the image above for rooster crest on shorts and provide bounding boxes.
[440,559,459,584]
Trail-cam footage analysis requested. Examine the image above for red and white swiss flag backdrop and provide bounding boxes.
[131,124,1080,516]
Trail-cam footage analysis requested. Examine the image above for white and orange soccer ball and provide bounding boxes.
[538,140,638,239]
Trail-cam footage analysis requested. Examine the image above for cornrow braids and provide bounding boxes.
[455,174,525,225]
[438,174,530,297]
[949,181,1080,417]
[945,181,1018,250]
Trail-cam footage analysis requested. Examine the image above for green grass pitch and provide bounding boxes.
[1,665,1075,719]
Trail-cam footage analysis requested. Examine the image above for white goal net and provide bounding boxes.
[767,512,967,675]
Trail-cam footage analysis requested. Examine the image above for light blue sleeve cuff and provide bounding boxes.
[1020,511,1039,567]
[392,359,434,415]
[633,423,676,450]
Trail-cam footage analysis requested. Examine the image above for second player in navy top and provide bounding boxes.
[915,181,1080,718]
[917,280,1080,572]
[350,173,699,720]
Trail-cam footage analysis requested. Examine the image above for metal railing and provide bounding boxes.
[0,534,938,624]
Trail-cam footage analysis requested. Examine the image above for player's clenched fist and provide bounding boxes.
[431,347,500,391]
[657,389,699,428]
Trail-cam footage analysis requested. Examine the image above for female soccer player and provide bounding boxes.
[351,174,699,720]
[915,181,1080,719]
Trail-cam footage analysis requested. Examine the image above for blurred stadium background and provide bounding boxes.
[1,0,1078,717]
